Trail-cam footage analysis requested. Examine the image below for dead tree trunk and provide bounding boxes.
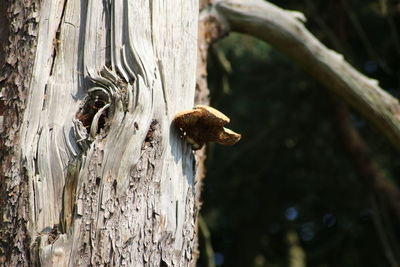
[0,0,199,266]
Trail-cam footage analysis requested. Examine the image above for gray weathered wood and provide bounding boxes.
[11,0,199,265]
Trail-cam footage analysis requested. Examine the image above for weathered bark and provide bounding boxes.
[212,0,400,150]
[0,0,40,265]
[1,0,199,266]
[3,0,400,265]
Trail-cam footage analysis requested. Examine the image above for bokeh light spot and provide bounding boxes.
[285,207,299,221]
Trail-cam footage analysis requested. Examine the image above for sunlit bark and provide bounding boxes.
[0,0,199,265]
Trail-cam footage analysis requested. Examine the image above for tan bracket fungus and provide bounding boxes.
[173,105,241,150]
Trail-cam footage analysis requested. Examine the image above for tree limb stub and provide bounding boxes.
[215,0,400,150]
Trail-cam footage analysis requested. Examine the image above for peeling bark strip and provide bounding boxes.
[0,0,40,265]
[214,0,400,150]
[1,0,199,265]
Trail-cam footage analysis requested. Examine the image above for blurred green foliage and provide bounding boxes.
[200,0,400,266]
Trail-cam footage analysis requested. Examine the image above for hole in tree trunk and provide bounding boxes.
[75,96,109,135]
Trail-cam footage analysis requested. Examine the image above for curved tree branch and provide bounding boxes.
[213,0,400,150]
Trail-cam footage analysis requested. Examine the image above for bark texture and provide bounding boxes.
[1,0,200,266]
[0,1,39,265]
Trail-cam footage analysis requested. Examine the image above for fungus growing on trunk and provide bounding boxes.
[173,105,241,150]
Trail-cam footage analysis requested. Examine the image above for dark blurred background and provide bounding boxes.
[198,0,400,266]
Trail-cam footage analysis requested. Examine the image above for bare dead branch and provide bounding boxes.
[213,0,400,150]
